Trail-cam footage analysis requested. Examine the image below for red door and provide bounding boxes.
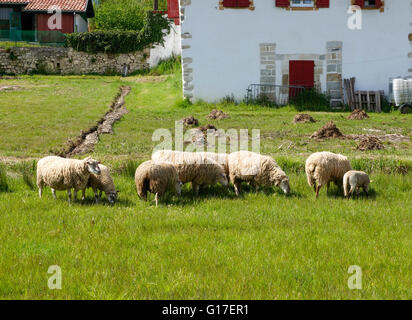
[289,60,315,98]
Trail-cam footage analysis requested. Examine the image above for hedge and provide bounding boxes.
[65,12,170,54]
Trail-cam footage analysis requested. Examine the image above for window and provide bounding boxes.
[220,0,255,10]
[352,0,384,11]
[276,0,330,9]
[290,0,314,7]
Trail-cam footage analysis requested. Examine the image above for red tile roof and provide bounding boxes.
[0,0,89,12]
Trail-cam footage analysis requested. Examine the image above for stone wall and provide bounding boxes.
[0,46,150,75]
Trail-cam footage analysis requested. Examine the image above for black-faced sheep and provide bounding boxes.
[343,170,371,198]
[228,151,290,196]
[36,156,101,202]
[305,151,352,198]
[135,160,182,207]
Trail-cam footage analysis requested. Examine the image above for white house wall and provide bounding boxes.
[149,23,182,67]
[180,0,412,103]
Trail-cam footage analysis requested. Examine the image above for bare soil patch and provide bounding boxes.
[357,136,385,151]
[198,124,218,133]
[58,86,131,157]
[310,121,344,139]
[207,109,229,120]
[0,85,21,92]
[182,116,199,127]
[348,109,369,120]
[293,114,316,124]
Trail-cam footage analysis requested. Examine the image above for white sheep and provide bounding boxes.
[37,156,101,202]
[228,151,290,196]
[305,151,352,198]
[82,164,119,205]
[343,170,371,198]
[152,150,228,195]
[135,160,182,207]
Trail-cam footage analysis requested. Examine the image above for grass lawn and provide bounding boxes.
[0,70,411,299]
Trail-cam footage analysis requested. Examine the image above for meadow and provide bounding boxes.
[0,65,411,299]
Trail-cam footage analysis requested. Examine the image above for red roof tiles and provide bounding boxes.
[0,0,89,12]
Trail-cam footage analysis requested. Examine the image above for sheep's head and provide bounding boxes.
[218,172,228,187]
[107,190,119,205]
[175,181,183,195]
[278,178,290,195]
[84,158,101,175]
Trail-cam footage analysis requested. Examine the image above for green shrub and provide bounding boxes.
[174,98,193,109]
[66,12,170,54]
[291,89,331,112]
[0,164,9,192]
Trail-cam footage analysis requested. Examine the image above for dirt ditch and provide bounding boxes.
[58,86,131,157]
[293,114,316,124]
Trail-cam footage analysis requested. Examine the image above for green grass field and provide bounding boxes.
[0,69,411,300]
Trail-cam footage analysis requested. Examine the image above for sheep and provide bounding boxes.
[37,156,101,202]
[152,150,228,195]
[343,170,371,198]
[227,151,290,196]
[305,151,352,198]
[82,164,119,205]
[135,160,182,207]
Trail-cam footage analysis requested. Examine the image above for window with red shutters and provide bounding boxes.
[316,0,330,8]
[276,0,330,9]
[352,0,384,10]
[220,0,254,10]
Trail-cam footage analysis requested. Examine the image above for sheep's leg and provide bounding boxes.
[51,189,57,200]
[81,189,86,201]
[315,185,321,198]
[364,185,369,198]
[313,182,317,193]
[73,190,78,202]
[93,188,99,204]
[234,181,241,197]
[38,187,43,198]
[192,183,199,196]
[67,189,72,203]
[155,193,159,207]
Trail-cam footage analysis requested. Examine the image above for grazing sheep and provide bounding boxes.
[228,151,290,196]
[82,164,119,205]
[135,160,182,207]
[152,150,228,195]
[305,151,352,198]
[37,156,101,202]
[343,170,371,198]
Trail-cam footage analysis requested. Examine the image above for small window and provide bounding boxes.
[290,0,314,7]
[219,0,255,10]
[352,0,384,11]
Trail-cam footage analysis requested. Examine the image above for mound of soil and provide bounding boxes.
[293,114,316,124]
[207,109,229,120]
[357,136,384,151]
[310,121,344,139]
[182,116,199,127]
[198,124,217,133]
[348,109,369,120]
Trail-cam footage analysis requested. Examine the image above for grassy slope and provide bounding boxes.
[0,76,121,158]
[0,72,411,299]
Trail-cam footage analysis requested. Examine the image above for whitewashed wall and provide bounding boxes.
[149,23,182,67]
[180,0,412,102]
[75,14,88,33]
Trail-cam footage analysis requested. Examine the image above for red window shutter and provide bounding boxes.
[167,0,179,18]
[375,0,383,8]
[223,0,250,7]
[353,0,364,8]
[276,0,290,7]
[316,0,329,8]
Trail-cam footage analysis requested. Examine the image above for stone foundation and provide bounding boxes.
[0,47,150,75]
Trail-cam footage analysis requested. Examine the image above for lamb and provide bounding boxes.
[227,151,290,196]
[82,164,119,205]
[343,170,371,198]
[305,151,352,198]
[152,150,228,195]
[37,156,101,202]
[135,160,182,207]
